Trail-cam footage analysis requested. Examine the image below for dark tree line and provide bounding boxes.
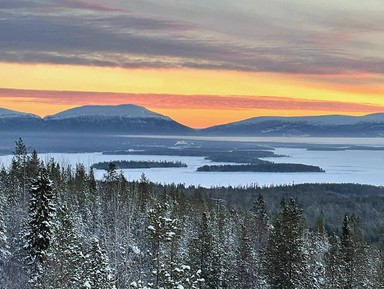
[92,160,187,170]
[0,139,384,288]
[197,163,325,172]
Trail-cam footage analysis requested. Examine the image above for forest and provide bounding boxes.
[1,139,384,288]
[92,160,187,170]
[196,163,325,173]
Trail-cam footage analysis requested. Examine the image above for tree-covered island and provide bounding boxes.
[197,162,325,172]
[92,160,188,170]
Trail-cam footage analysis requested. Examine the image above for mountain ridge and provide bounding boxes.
[0,104,191,134]
[44,104,170,121]
[2,105,384,137]
[202,113,384,137]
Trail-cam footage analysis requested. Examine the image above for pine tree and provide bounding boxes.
[24,171,55,288]
[266,198,308,289]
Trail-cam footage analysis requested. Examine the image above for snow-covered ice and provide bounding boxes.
[1,147,384,187]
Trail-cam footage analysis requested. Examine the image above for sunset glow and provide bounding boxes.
[1,1,384,128]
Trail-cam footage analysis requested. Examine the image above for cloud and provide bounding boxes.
[0,0,384,75]
[1,88,383,114]
[56,0,129,12]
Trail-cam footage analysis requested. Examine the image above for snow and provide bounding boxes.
[228,113,384,127]
[129,244,141,255]
[0,108,40,119]
[44,104,170,120]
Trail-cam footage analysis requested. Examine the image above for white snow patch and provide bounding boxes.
[44,104,170,120]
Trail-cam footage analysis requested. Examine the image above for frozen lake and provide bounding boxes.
[1,148,384,187]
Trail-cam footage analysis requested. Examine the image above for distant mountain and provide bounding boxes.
[43,104,193,134]
[0,108,42,131]
[3,104,384,137]
[201,114,384,137]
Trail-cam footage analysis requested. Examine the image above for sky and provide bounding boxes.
[1,0,384,128]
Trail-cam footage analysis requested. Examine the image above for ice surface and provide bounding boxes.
[1,146,384,187]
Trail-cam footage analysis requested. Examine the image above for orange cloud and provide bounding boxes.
[2,88,384,128]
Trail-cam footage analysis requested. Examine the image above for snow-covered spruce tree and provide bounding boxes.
[24,170,55,288]
[304,230,329,289]
[252,193,269,288]
[188,211,224,289]
[0,187,9,259]
[0,186,10,287]
[266,198,308,289]
[374,248,384,288]
[212,202,233,289]
[339,215,375,288]
[26,150,42,183]
[234,219,255,289]
[138,173,152,212]
[74,164,88,213]
[325,234,345,289]
[48,205,85,289]
[147,202,183,288]
[83,238,116,289]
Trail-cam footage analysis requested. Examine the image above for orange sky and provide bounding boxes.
[2,0,384,128]
[1,62,384,128]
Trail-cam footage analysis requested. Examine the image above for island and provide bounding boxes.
[92,160,188,170]
[197,163,325,173]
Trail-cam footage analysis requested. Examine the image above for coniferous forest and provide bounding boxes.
[1,139,384,288]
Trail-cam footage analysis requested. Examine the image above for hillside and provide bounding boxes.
[201,113,384,137]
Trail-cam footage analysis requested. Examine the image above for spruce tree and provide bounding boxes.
[340,215,374,288]
[138,173,152,212]
[24,170,55,288]
[147,202,182,288]
[325,234,345,289]
[49,205,85,289]
[266,198,308,289]
[0,188,10,287]
[0,189,9,261]
[188,211,223,289]
[26,150,42,182]
[83,238,116,289]
[13,138,28,204]
[253,193,269,288]
[340,215,353,289]
[235,220,255,289]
